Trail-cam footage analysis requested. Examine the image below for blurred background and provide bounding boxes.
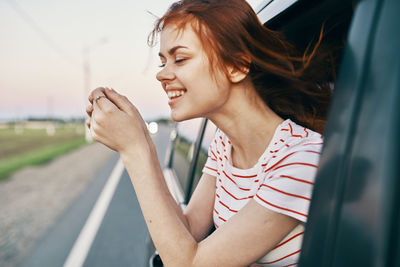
[0,0,176,121]
[0,0,180,182]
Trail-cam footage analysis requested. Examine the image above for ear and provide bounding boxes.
[227,57,251,83]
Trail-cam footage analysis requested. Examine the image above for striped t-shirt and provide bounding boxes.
[202,119,323,267]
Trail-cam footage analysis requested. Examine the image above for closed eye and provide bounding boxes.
[158,58,186,68]
[175,58,186,64]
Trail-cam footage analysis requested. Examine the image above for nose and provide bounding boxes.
[156,64,175,83]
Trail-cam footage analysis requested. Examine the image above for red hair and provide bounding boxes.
[148,0,333,134]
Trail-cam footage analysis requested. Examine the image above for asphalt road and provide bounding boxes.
[20,123,173,267]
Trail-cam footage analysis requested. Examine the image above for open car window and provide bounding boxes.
[187,120,217,198]
[169,118,204,197]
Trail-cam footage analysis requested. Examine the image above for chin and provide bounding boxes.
[170,110,185,122]
[170,110,200,122]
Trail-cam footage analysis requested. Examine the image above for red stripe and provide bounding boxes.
[262,150,319,169]
[222,171,251,191]
[218,216,226,222]
[224,155,228,160]
[304,128,309,137]
[205,166,217,172]
[304,150,321,155]
[260,184,311,201]
[289,123,303,138]
[216,193,220,198]
[283,263,298,267]
[263,151,299,170]
[280,175,314,185]
[214,208,219,215]
[255,195,307,217]
[272,231,304,249]
[219,200,238,213]
[281,128,289,131]
[231,173,257,178]
[303,142,323,146]
[222,141,225,147]
[280,139,285,142]
[208,156,217,161]
[210,150,218,159]
[221,185,252,200]
[270,162,318,172]
[258,249,301,264]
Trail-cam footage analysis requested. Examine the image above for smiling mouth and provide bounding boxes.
[167,89,186,100]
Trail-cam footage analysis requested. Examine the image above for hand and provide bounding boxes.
[86,87,105,129]
[86,87,150,155]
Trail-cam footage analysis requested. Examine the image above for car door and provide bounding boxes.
[299,0,400,266]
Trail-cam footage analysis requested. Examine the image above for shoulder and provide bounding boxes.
[263,119,323,176]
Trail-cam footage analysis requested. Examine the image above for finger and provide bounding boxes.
[85,117,91,129]
[93,94,119,114]
[88,87,106,103]
[105,88,148,131]
[90,120,107,146]
[86,104,93,117]
[104,88,135,114]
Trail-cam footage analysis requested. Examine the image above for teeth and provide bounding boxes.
[167,90,185,99]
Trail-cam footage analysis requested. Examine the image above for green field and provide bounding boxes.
[0,123,87,181]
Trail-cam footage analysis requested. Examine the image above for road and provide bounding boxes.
[20,123,173,267]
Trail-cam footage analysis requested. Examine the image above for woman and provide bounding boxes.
[86,0,332,266]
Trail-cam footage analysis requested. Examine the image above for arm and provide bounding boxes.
[87,89,216,241]
[183,173,216,242]
[88,88,299,266]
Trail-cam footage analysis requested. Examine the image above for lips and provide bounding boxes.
[167,90,186,99]
[167,89,186,106]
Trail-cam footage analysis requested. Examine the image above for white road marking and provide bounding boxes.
[63,158,125,267]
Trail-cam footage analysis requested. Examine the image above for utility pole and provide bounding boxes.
[83,38,108,142]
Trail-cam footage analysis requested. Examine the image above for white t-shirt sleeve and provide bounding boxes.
[202,133,218,177]
[254,147,321,222]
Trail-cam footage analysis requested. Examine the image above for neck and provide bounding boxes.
[207,79,283,169]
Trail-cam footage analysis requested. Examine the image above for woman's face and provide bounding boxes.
[156,23,231,122]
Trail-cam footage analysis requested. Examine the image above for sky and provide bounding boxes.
[0,0,261,121]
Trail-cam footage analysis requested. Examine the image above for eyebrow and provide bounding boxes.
[158,45,188,58]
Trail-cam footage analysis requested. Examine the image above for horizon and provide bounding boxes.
[0,0,261,122]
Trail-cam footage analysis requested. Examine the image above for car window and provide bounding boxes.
[170,118,204,195]
[188,119,217,197]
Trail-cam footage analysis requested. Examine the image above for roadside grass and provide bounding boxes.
[0,125,87,181]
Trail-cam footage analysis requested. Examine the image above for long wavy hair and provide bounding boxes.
[148,0,334,134]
